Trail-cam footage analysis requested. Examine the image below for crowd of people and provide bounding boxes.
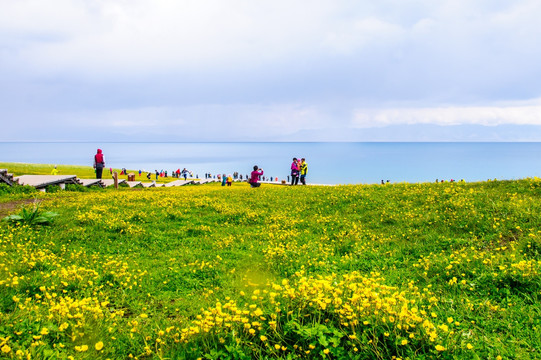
[91,149,309,186]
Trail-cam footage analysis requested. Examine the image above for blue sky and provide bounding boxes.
[1,0,541,142]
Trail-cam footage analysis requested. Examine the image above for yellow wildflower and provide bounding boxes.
[95,341,104,351]
[75,345,89,352]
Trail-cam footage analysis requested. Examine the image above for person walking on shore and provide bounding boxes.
[249,166,264,188]
[300,158,308,185]
[93,149,105,179]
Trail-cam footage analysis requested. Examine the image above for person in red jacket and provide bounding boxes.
[249,166,264,188]
[93,149,105,179]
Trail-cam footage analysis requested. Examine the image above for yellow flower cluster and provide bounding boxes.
[175,271,453,355]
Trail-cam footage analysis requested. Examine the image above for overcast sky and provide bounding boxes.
[2,0,541,142]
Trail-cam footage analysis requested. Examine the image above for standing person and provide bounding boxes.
[93,149,105,179]
[182,168,188,181]
[300,158,308,185]
[51,165,58,175]
[226,174,233,186]
[249,166,264,188]
[221,174,227,186]
[290,157,300,185]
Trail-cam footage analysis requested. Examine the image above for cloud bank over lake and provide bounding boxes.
[2,1,541,141]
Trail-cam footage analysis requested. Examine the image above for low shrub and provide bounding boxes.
[0,183,38,195]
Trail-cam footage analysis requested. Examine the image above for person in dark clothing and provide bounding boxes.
[93,149,105,179]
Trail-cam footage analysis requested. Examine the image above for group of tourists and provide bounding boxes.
[290,157,308,185]
[93,149,309,186]
[249,157,308,188]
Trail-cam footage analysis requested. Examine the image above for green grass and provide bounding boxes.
[0,171,540,359]
[0,162,189,184]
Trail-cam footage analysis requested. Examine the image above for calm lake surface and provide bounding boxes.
[1,142,540,185]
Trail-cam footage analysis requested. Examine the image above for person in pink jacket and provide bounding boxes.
[290,157,300,185]
[249,166,264,188]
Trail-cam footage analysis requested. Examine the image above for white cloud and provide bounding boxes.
[322,17,404,55]
[352,100,541,128]
[1,1,343,76]
[57,103,328,140]
[3,1,536,76]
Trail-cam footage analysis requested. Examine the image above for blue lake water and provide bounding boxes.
[1,142,540,185]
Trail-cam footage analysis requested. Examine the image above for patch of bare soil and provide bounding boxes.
[0,199,37,218]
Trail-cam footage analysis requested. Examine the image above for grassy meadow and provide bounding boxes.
[1,166,540,359]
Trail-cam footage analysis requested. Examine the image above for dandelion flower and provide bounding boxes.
[1,345,11,354]
[75,345,89,352]
[95,341,104,351]
[260,335,267,342]
[466,343,473,350]
[435,345,445,352]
